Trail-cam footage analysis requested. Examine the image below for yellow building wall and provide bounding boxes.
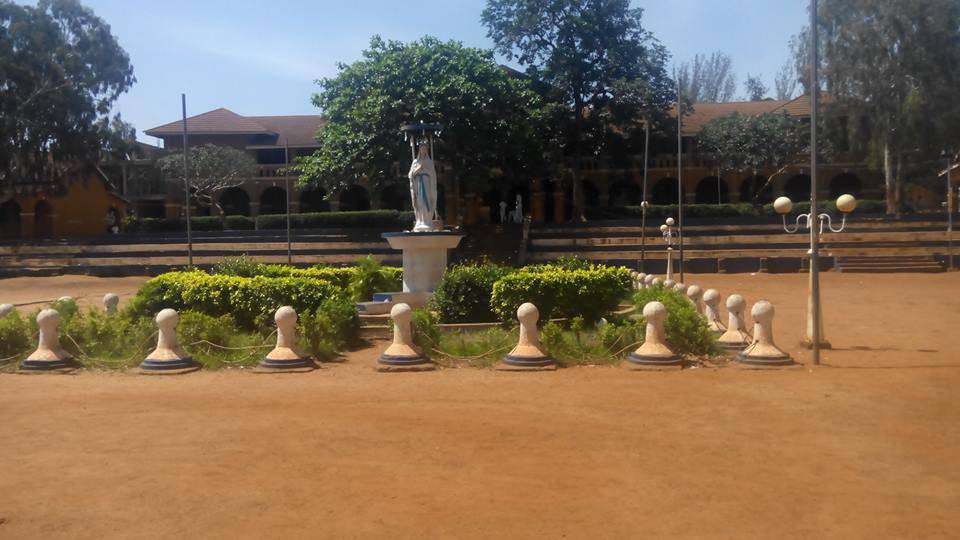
[11,175,129,239]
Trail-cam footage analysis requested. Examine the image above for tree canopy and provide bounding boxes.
[294,35,544,202]
[482,0,674,220]
[698,111,831,202]
[0,0,135,193]
[158,144,256,215]
[676,51,737,103]
[794,0,960,213]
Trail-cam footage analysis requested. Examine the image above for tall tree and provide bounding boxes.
[0,0,135,194]
[157,144,256,216]
[743,74,768,101]
[774,57,798,101]
[96,114,138,162]
[482,0,674,221]
[294,36,544,214]
[795,0,960,214]
[698,111,832,202]
[676,51,736,102]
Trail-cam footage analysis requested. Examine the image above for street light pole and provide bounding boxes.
[808,0,822,364]
[640,117,650,273]
[947,153,954,271]
[181,93,193,267]
[677,79,684,283]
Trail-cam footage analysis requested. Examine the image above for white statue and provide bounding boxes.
[499,200,507,224]
[408,142,439,232]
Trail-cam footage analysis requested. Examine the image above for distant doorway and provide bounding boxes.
[0,200,21,239]
[34,200,54,239]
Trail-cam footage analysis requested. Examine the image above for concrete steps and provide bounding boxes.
[833,255,945,273]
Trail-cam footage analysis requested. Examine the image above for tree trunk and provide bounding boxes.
[571,97,585,222]
[884,142,896,215]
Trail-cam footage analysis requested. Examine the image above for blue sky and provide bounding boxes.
[75,0,809,143]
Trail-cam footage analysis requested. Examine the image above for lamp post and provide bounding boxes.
[640,118,650,273]
[942,151,954,271]
[660,217,678,281]
[774,193,857,352]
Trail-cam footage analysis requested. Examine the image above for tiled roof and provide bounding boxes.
[247,115,324,147]
[145,108,324,147]
[144,108,270,136]
[680,100,790,135]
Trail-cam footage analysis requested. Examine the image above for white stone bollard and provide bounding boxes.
[644,274,655,287]
[673,282,687,295]
[637,273,648,289]
[56,296,73,303]
[703,289,725,333]
[138,309,200,374]
[500,303,555,370]
[718,294,751,350]
[0,303,14,318]
[102,293,119,315]
[256,306,316,372]
[737,301,793,366]
[378,303,433,371]
[651,277,663,288]
[626,301,681,367]
[686,285,703,314]
[19,309,81,372]
[630,271,639,289]
[663,279,676,290]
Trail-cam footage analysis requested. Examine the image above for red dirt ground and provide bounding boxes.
[1,272,959,538]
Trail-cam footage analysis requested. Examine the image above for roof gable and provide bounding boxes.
[144,108,271,136]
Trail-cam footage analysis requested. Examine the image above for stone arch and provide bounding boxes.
[378,183,406,211]
[0,199,21,239]
[339,184,370,211]
[300,187,330,213]
[609,181,641,206]
[695,176,730,204]
[784,174,811,202]
[739,175,774,204]
[259,186,287,215]
[219,187,250,216]
[829,173,862,199]
[34,200,54,238]
[651,177,683,205]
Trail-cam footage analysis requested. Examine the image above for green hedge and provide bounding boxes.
[631,287,720,357]
[225,215,256,230]
[212,257,402,300]
[490,265,632,323]
[255,210,414,230]
[589,199,887,220]
[127,271,358,331]
[431,263,514,323]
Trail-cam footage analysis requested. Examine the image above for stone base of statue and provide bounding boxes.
[384,230,465,292]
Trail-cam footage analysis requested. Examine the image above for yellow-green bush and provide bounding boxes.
[490,265,632,323]
[127,271,357,332]
[212,256,402,300]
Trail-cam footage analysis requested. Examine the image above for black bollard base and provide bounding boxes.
[18,357,81,374]
[254,356,317,373]
[735,353,796,367]
[624,353,683,370]
[377,353,436,372]
[497,354,557,371]
[137,357,201,375]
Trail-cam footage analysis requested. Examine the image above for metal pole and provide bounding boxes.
[181,94,192,267]
[948,156,954,271]
[640,117,650,272]
[285,139,292,265]
[677,79,684,282]
[809,0,821,364]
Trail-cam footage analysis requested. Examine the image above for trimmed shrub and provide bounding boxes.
[298,298,362,359]
[410,307,441,353]
[127,271,356,331]
[255,210,413,230]
[0,310,31,360]
[431,262,514,323]
[126,216,225,233]
[631,287,720,357]
[212,257,402,298]
[490,264,632,323]
[224,215,256,230]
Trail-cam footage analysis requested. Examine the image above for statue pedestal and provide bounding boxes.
[384,231,464,292]
[356,230,464,314]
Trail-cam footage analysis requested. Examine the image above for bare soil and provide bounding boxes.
[1,272,959,538]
